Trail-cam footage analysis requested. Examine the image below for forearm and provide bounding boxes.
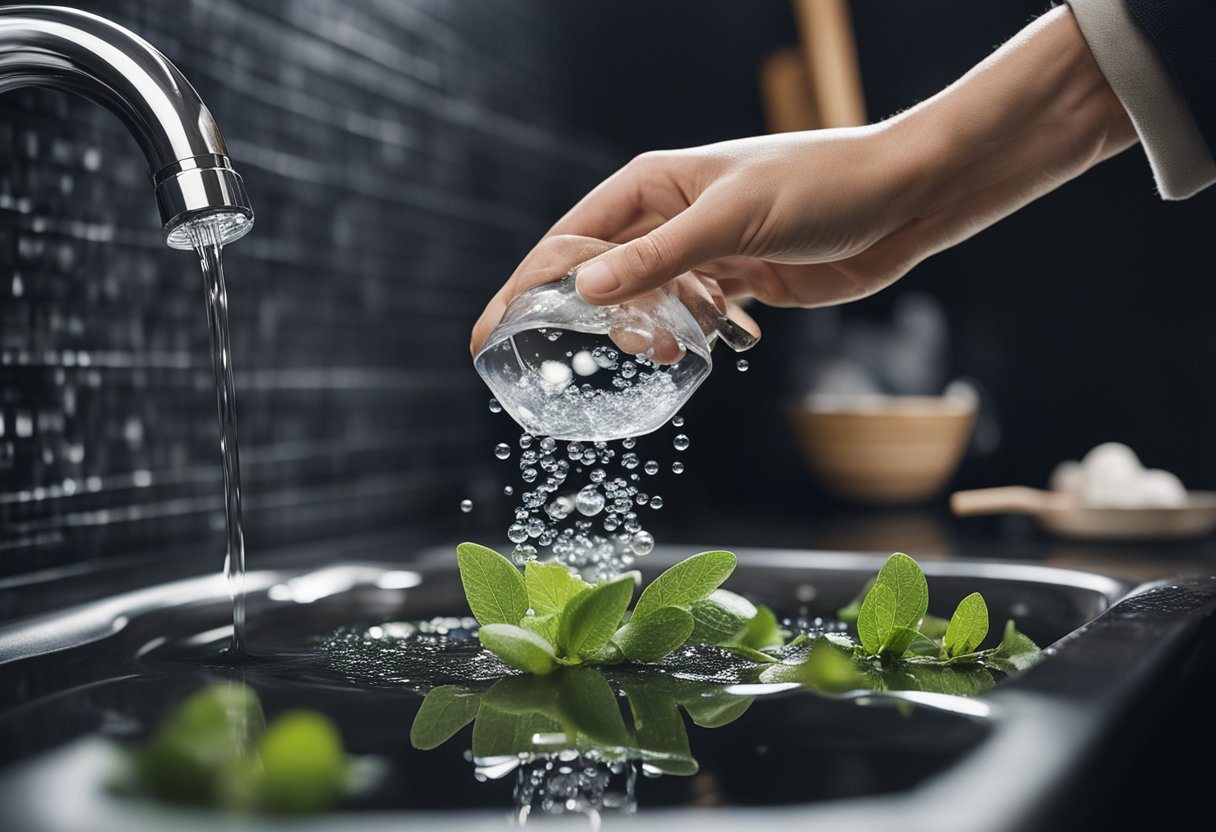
[870,6,1137,272]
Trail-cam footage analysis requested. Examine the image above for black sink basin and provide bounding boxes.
[0,542,1213,832]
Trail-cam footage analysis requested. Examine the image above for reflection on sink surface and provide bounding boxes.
[1,544,1213,832]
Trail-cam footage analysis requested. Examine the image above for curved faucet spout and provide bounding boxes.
[0,5,253,248]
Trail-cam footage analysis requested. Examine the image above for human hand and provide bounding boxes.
[471,6,1135,357]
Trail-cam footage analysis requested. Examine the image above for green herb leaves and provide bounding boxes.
[557,573,636,660]
[633,550,735,619]
[456,542,528,627]
[944,592,988,659]
[457,544,758,673]
[455,543,1041,692]
[847,552,1040,679]
[478,624,559,675]
[856,553,928,660]
[614,606,696,662]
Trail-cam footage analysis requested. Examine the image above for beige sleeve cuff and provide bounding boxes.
[1068,0,1216,200]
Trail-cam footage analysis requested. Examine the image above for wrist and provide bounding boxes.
[891,5,1136,223]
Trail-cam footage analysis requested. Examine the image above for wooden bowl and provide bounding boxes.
[788,395,977,504]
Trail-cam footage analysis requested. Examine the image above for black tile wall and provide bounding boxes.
[0,0,615,601]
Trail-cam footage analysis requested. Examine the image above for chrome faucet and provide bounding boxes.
[0,5,253,248]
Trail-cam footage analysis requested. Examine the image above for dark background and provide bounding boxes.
[2,0,1214,612]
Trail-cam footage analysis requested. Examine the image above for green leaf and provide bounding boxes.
[875,552,929,630]
[519,613,559,644]
[556,573,635,660]
[456,542,528,627]
[257,710,347,813]
[624,684,698,776]
[680,694,754,728]
[688,589,756,645]
[944,592,989,658]
[633,551,737,620]
[614,606,695,662]
[471,701,563,759]
[726,645,778,664]
[881,626,920,659]
[525,561,590,616]
[889,664,995,697]
[477,623,559,675]
[857,582,897,655]
[985,620,1041,674]
[410,686,482,750]
[738,604,786,650]
[555,668,632,746]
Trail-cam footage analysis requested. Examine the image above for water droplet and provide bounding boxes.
[736,359,749,372]
[590,468,607,483]
[592,347,619,369]
[460,499,473,513]
[672,415,684,427]
[508,523,529,544]
[575,486,606,517]
[650,495,664,509]
[503,486,514,496]
[622,437,636,449]
[644,460,659,475]
[630,531,655,555]
[548,495,574,520]
[520,434,534,449]
[488,399,502,413]
[494,443,511,460]
[673,434,690,451]
[622,453,640,470]
[512,544,539,565]
[547,330,563,341]
[522,467,538,483]
[672,461,685,474]
[540,437,557,453]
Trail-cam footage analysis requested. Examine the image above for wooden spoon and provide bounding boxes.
[950,486,1216,541]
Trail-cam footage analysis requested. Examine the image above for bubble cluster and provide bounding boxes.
[483,426,689,580]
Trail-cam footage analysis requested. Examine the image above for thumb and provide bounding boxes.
[574,205,729,305]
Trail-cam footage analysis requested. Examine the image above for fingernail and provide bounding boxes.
[576,261,619,297]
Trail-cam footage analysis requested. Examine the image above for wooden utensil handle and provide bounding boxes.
[950,486,1047,517]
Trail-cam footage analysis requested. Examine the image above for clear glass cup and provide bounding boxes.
[474,276,715,441]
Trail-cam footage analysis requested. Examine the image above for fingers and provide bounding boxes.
[547,151,694,242]
[607,288,688,365]
[470,236,614,356]
[574,202,733,307]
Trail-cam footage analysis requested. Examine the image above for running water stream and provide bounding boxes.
[186,218,247,657]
